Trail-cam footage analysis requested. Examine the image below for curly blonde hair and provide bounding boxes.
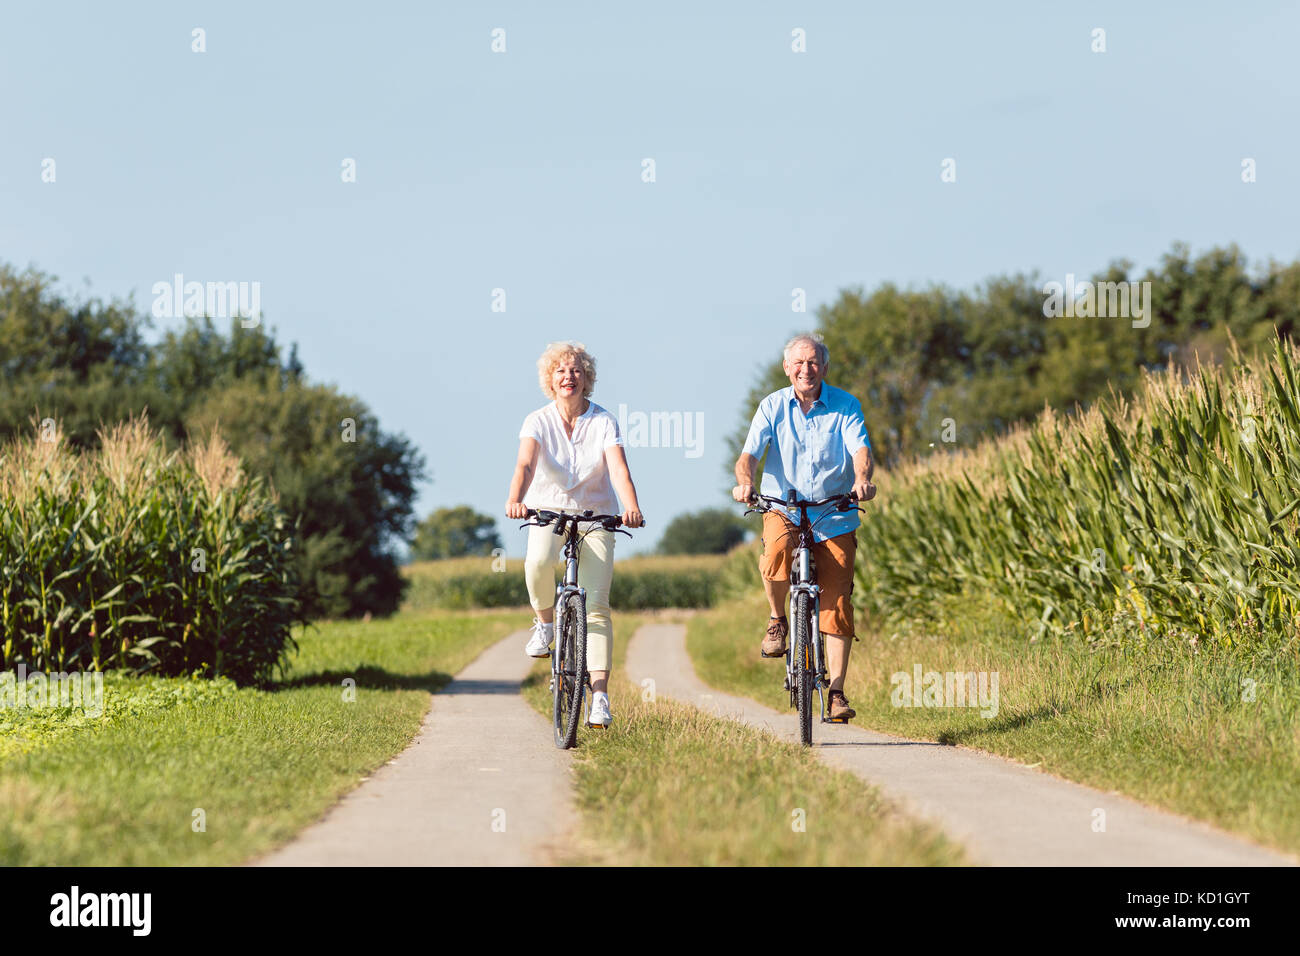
[537,341,597,399]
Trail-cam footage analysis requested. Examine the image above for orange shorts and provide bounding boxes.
[758,511,857,638]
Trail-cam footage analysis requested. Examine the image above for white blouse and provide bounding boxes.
[519,401,624,515]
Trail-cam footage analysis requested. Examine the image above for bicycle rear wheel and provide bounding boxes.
[792,591,814,746]
[552,591,587,749]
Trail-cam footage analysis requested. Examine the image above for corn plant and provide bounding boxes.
[855,338,1300,655]
[0,416,302,683]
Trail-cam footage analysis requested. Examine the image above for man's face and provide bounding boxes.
[783,342,825,394]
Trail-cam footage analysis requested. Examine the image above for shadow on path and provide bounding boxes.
[817,739,949,749]
[275,666,453,693]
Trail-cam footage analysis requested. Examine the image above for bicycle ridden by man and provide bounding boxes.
[732,333,875,722]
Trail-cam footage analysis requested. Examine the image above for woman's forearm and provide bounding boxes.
[608,457,640,512]
[507,463,534,504]
[613,472,640,513]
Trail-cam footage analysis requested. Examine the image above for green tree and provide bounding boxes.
[0,265,158,449]
[411,507,503,561]
[657,508,750,555]
[185,380,426,619]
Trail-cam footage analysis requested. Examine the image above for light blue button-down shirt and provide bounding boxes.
[741,382,871,542]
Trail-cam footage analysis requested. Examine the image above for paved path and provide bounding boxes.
[254,630,574,866]
[625,623,1295,867]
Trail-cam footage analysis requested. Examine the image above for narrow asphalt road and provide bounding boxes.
[624,622,1295,867]
[253,630,575,866]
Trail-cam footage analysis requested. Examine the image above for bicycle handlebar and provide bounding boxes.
[748,492,858,511]
[520,508,645,536]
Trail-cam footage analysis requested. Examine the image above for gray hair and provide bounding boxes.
[783,332,829,367]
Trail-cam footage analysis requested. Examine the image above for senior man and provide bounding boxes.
[732,332,875,721]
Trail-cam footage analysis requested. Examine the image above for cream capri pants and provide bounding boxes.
[524,522,616,672]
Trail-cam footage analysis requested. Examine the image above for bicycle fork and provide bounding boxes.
[551,585,591,721]
[788,563,840,723]
[804,585,834,723]
[787,552,831,719]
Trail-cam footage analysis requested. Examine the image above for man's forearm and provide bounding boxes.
[735,453,758,487]
[854,447,873,482]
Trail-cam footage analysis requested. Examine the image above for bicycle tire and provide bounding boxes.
[554,591,587,749]
[792,591,814,746]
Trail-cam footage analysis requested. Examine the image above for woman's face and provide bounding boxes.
[552,356,585,400]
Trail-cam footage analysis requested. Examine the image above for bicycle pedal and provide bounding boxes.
[585,722,610,730]
[823,717,849,724]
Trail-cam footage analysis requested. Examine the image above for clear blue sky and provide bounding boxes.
[3,1,1297,556]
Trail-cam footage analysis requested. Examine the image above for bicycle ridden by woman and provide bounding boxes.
[505,341,645,728]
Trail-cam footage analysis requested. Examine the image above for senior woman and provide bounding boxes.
[505,341,644,729]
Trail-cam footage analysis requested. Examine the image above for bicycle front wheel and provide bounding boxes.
[792,591,814,746]
[553,591,587,749]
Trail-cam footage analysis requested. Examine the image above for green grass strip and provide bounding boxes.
[0,608,530,865]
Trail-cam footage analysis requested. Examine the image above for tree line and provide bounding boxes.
[732,243,1300,467]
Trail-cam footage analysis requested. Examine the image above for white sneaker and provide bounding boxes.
[587,691,612,728]
[525,619,554,658]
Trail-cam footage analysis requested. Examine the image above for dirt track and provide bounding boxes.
[254,630,574,866]
[624,622,1295,867]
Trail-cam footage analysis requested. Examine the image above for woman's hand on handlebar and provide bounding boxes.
[621,508,645,529]
[505,501,530,520]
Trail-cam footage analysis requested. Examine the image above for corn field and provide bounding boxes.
[0,416,301,683]
[855,338,1300,654]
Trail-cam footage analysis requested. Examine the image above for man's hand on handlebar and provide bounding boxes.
[852,480,877,503]
[505,500,529,520]
[732,483,755,503]
[621,509,645,529]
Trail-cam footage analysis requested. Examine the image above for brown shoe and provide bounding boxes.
[828,689,856,721]
[761,617,789,657]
